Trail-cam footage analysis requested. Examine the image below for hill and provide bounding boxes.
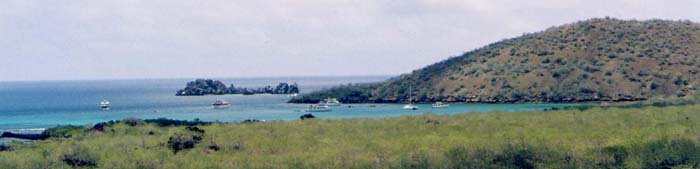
[290,18,700,103]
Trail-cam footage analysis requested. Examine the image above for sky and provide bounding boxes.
[1,0,699,81]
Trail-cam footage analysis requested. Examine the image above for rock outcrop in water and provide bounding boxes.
[176,79,300,96]
[1,132,47,140]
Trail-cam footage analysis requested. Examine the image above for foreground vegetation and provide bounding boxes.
[2,104,700,168]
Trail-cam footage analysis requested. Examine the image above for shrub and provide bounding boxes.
[300,114,315,120]
[578,86,597,94]
[398,151,431,169]
[628,138,700,168]
[445,147,495,168]
[445,144,559,169]
[61,145,99,167]
[167,133,203,154]
[185,126,205,134]
[144,118,211,127]
[605,70,613,76]
[594,145,628,168]
[42,125,83,138]
[123,117,144,126]
[494,145,539,169]
[552,67,571,78]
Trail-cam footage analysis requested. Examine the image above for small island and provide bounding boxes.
[176,79,299,96]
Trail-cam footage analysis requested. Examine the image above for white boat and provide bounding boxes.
[432,102,449,108]
[212,100,230,109]
[306,104,332,112]
[100,100,110,110]
[402,86,419,110]
[320,97,341,106]
[402,104,419,110]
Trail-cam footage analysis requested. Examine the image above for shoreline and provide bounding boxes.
[0,102,587,131]
[3,98,689,133]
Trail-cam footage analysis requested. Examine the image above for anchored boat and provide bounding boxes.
[432,102,449,108]
[402,86,419,110]
[212,100,230,109]
[306,104,332,112]
[402,104,419,110]
[100,100,110,110]
[320,97,341,106]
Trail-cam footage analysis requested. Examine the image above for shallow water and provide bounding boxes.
[0,76,579,131]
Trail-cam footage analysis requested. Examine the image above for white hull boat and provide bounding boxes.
[212,100,231,109]
[403,104,419,110]
[306,104,332,112]
[100,100,110,110]
[432,102,449,108]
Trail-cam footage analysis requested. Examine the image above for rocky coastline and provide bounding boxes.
[287,94,647,104]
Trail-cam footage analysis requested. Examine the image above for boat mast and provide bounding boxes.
[409,85,413,104]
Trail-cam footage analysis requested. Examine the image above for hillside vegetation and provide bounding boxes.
[291,18,700,103]
[3,104,700,168]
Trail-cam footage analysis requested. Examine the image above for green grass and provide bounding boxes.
[3,104,700,168]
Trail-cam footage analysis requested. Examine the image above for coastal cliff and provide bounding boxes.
[176,79,299,96]
[290,18,700,103]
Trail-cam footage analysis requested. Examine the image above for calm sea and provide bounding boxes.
[0,76,579,132]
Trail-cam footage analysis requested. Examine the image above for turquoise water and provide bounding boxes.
[0,76,580,131]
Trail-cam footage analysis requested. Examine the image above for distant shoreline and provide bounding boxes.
[0,75,395,83]
[175,93,296,97]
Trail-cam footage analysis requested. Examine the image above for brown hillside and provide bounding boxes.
[291,18,700,103]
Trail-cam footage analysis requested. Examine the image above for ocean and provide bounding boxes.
[0,76,579,132]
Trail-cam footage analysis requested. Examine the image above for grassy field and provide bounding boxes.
[2,104,700,168]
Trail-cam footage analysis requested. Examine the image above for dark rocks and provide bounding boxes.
[185,126,205,134]
[0,144,11,151]
[242,119,262,123]
[1,132,47,140]
[91,122,108,131]
[207,143,220,151]
[176,79,300,96]
[231,142,243,151]
[425,119,441,125]
[289,90,649,104]
[300,114,315,120]
[176,79,228,95]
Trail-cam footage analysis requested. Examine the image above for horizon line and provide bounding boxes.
[0,74,397,83]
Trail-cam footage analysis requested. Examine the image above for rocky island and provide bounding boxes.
[176,79,299,96]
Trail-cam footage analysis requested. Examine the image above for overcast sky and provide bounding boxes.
[1,0,699,81]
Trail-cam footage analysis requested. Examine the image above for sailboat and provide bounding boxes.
[402,86,419,110]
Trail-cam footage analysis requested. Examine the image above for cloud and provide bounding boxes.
[0,0,698,81]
